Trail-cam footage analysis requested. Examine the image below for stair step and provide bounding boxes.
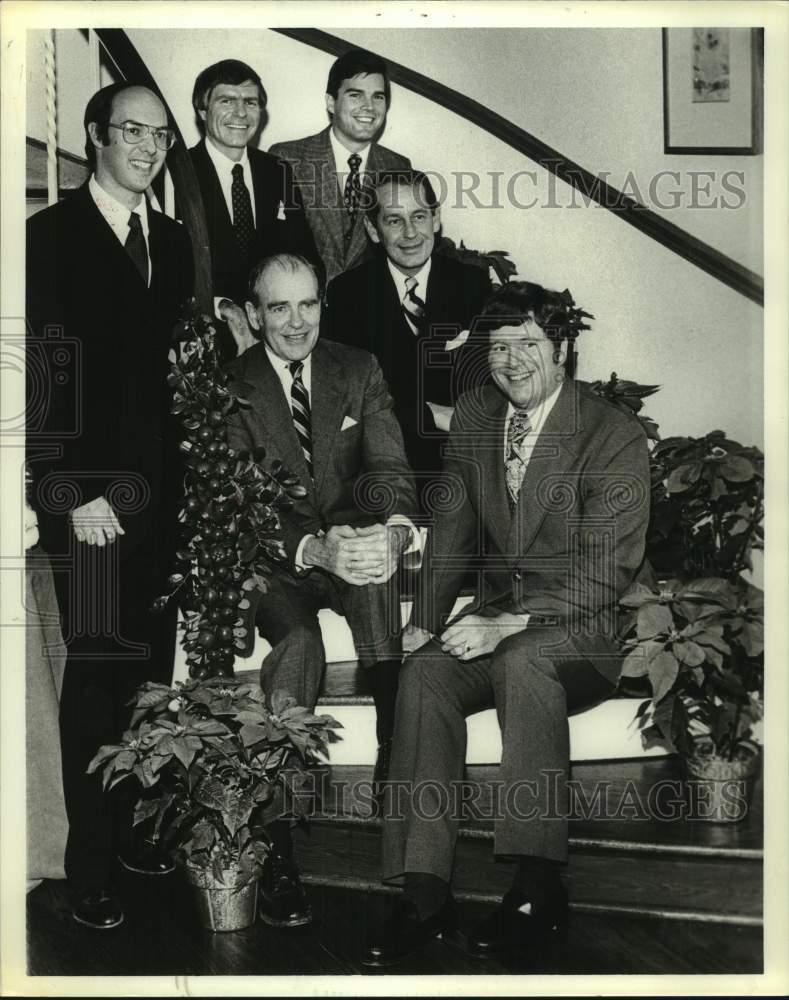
[290,759,763,926]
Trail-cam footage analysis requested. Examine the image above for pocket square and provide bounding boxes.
[277,201,287,221]
[341,415,358,431]
[444,329,470,352]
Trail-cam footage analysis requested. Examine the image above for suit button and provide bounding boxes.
[512,570,522,582]
[343,230,352,243]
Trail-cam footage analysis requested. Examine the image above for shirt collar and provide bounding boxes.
[89,173,150,241]
[264,344,313,393]
[387,256,432,303]
[204,134,250,179]
[329,126,370,177]
[505,378,564,439]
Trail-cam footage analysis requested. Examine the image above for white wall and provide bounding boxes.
[27,26,763,447]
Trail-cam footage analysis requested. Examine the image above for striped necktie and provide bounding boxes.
[505,408,532,508]
[289,361,313,478]
[402,276,426,334]
[231,163,255,260]
[124,211,148,284]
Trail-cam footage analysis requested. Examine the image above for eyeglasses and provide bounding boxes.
[108,120,177,150]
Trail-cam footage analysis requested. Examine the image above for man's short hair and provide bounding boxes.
[364,169,440,223]
[479,281,593,377]
[248,253,322,305]
[192,60,267,118]
[326,49,391,106]
[83,82,155,170]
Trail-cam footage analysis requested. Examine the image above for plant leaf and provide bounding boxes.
[647,650,680,702]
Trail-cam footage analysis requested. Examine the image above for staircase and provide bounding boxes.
[217,608,763,931]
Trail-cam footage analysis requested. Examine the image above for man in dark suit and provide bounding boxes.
[189,60,319,357]
[322,169,492,501]
[26,83,194,929]
[225,253,418,928]
[269,49,411,285]
[361,282,651,966]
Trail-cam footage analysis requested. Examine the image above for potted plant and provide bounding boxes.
[88,676,340,930]
[617,430,764,821]
[155,299,307,680]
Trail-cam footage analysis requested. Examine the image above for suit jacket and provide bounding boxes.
[188,140,320,306]
[26,183,194,559]
[268,127,411,285]
[224,339,417,569]
[322,250,492,477]
[412,379,651,683]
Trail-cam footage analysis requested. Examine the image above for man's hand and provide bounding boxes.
[440,612,526,661]
[352,523,412,585]
[402,623,432,654]
[70,496,125,547]
[303,524,384,585]
[218,299,256,356]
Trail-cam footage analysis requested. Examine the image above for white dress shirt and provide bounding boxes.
[502,379,564,466]
[329,127,371,196]
[204,136,257,225]
[89,174,151,285]
[387,257,432,336]
[262,346,420,570]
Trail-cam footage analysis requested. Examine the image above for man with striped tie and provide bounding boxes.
[362,282,651,966]
[224,252,418,929]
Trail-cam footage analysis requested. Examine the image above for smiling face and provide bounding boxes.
[200,80,262,160]
[326,72,387,151]
[91,87,168,208]
[488,321,567,412]
[246,262,321,363]
[365,180,440,276]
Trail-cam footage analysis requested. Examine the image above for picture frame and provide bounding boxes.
[662,27,763,155]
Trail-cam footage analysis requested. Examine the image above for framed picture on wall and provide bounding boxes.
[662,27,763,154]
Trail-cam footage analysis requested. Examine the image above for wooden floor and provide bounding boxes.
[27,872,762,977]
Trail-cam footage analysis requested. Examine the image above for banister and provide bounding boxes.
[273,27,763,308]
[93,28,213,313]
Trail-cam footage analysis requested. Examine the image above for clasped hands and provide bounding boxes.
[402,612,526,660]
[70,496,125,546]
[303,523,410,586]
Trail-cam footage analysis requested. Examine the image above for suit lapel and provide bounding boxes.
[477,390,512,556]
[308,129,344,262]
[310,341,346,496]
[505,380,578,558]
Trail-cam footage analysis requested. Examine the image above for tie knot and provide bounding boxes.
[289,361,303,380]
[347,153,362,171]
[127,211,142,232]
[232,163,244,180]
[405,276,418,294]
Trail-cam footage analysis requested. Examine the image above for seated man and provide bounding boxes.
[225,253,418,928]
[362,281,651,966]
[322,169,492,506]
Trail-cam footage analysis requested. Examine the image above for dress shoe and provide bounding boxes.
[118,839,175,876]
[258,851,312,927]
[72,887,124,930]
[360,895,458,967]
[465,884,568,960]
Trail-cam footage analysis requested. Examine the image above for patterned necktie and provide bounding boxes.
[505,408,532,507]
[289,361,313,478]
[402,276,426,334]
[343,153,362,218]
[124,211,148,284]
[231,163,255,260]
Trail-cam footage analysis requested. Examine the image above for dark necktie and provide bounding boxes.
[231,162,255,260]
[343,153,362,219]
[505,408,532,508]
[289,361,313,478]
[124,211,148,284]
[402,276,426,334]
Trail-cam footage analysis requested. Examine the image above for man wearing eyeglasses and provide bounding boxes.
[189,60,320,359]
[26,83,194,930]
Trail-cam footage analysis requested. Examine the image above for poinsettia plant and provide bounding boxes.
[587,372,661,442]
[617,429,764,763]
[88,676,341,884]
[155,299,305,679]
[434,235,517,286]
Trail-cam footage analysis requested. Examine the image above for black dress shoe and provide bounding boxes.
[360,895,458,967]
[118,839,175,876]
[72,887,124,930]
[465,884,568,960]
[258,851,312,927]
